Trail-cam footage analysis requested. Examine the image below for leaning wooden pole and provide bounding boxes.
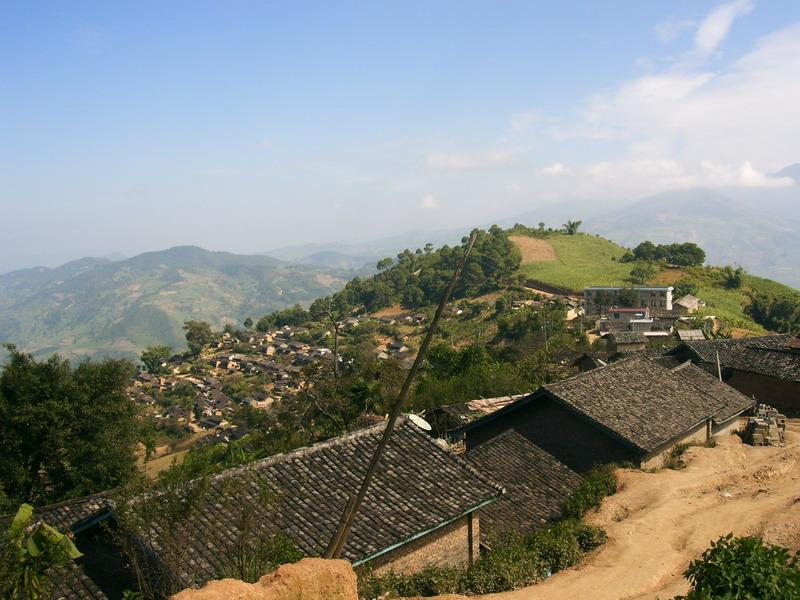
[323,230,479,559]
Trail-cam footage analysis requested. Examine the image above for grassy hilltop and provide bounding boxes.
[516,232,798,334]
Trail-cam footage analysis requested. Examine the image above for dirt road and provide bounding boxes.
[433,422,800,600]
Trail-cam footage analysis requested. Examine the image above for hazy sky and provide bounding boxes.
[2,1,799,273]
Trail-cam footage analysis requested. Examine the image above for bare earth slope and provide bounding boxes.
[429,421,800,600]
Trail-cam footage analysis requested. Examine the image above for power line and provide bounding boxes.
[323,229,479,559]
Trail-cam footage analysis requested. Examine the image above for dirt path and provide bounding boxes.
[509,236,557,263]
[431,422,800,600]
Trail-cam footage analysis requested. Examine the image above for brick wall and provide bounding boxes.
[367,513,479,575]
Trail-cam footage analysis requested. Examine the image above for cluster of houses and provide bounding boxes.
[42,329,800,599]
[583,285,708,352]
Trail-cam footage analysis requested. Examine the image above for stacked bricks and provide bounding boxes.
[747,404,786,446]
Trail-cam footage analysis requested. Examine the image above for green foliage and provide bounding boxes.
[507,222,555,238]
[616,287,643,307]
[496,304,565,340]
[674,281,700,298]
[628,264,657,284]
[563,465,618,520]
[676,534,800,599]
[664,443,691,470]
[721,266,745,289]
[359,520,607,598]
[183,320,214,355]
[140,345,172,374]
[625,241,706,266]
[0,503,83,600]
[216,532,302,583]
[256,304,310,331]
[243,317,253,329]
[562,220,583,235]
[310,227,520,315]
[0,346,139,506]
[746,290,800,333]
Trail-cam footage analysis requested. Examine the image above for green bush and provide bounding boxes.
[676,534,800,599]
[463,539,546,594]
[358,520,609,598]
[563,465,617,519]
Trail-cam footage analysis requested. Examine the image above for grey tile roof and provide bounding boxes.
[136,417,503,586]
[466,431,582,544]
[541,355,752,454]
[675,334,800,382]
[607,331,647,344]
[52,563,109,600]
[1,496,114,600]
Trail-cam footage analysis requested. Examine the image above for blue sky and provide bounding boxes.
[1,1,799,272]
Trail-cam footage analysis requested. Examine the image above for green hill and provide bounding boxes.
[0,246,349,359]
[516,232,798,334]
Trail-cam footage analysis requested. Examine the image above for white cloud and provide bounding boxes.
[420,194,439,210]
[540,163,571,176]
[561,21,800,193]
[694,0,753,59]
[654,18,696,43]
[426,149,516,171]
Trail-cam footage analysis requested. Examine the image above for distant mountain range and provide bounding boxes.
[0,246,349,359]
[267,185,800,289]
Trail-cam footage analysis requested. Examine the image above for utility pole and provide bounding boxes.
[323,230,478,559]
[328,311,341,379]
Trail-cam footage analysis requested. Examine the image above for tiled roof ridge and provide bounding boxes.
[208,416,404,484]
[545,353,649,390]
[677,363,752,418]
[206,415,505,499]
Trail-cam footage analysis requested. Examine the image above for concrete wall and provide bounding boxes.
[368,513,479,575]
[465,397,641,473]
[712,414,744,437]
[640,421,709,470]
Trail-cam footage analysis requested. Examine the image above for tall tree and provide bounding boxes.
[140,345,172,374]
[183,320,214,355]
[0,347,139,506]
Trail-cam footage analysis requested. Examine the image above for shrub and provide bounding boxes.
[664,443,691,470]
[462,538,546,594]
[676,534,800,599]
[563,465,617,519]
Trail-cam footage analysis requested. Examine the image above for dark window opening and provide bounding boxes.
[74,519,140,600]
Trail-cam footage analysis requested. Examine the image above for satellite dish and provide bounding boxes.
[408,413,432,431]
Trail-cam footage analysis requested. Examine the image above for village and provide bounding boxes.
[41,281,800,599]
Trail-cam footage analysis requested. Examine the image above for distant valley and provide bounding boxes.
[0,246,350,359]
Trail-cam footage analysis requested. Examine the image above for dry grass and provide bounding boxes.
[509,236,557,263]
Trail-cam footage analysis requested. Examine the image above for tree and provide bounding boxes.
[0,503,83,600]
[376,257,393,271]
[746,291,800,333]
[140,345,171,374]
[563,220,582,235]
[0,346,139,506]
[677,534,800,599]
[722,266,745,289]
[631,241,659,262]
[183,320,214,355]
[243,317,253,330]
[628,264,656,284]
[674,281,699,298]
[593,290,616,314]
[616,288,641,308]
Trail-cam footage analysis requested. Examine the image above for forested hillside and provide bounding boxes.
[0,246,349,359]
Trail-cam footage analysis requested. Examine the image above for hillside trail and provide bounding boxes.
[425,421,800,600]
